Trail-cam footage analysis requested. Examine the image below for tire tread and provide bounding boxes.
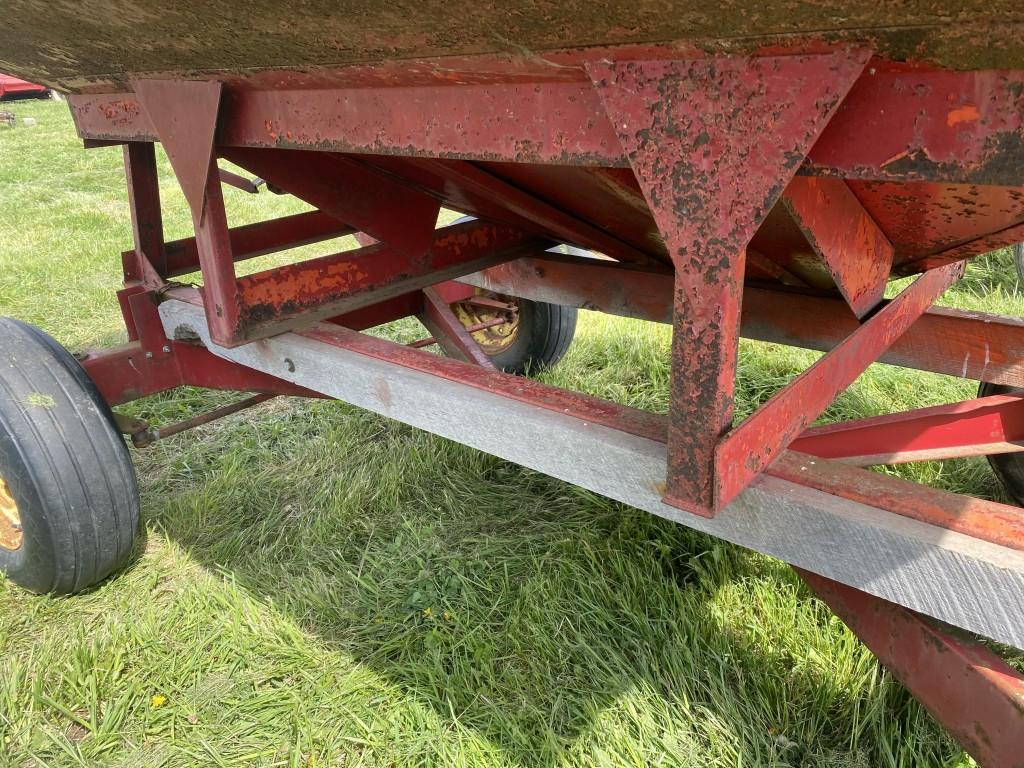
[0,317,139,593]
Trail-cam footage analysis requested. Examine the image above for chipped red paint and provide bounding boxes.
[716,261,964,510]
[65,63,1024,186]
[781,176,893,318]
[810,68,1024,186]
[588,51,869,516]
[901,220,1024,274]
[849,181,1024,266]
[219,81,624,166]
[236,220,548,341]
[800,571,1024,768]
[129,82,245,346]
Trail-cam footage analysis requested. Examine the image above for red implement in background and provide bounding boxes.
[0,73,48,100]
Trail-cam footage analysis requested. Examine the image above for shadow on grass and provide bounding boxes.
[103,253,1024,763]
[126,369,967,767]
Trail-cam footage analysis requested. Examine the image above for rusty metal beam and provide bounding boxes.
[462,253,1024,387]
[800,570,1024,768]
[220,80,623,167]
[68,66,1024,184]
[133,79,246,347]
[82,339,320,406]
[235,220,549,341]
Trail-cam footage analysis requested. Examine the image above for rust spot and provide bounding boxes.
[947,104,980,127]
[374,377,393,408]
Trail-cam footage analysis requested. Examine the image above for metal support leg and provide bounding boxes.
[193,156,244,344]
[123,142,166,284]
[134,79,245,346]
[588,51,869,515]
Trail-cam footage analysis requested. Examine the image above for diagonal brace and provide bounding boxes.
[418,288,497,369]
[716,261,964,509]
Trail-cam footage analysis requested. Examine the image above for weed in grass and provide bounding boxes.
[0,98,1016,768]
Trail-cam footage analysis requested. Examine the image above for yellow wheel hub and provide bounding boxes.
[453,294,521,354]
[0,476,22,551]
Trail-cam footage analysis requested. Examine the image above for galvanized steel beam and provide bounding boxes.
[158,296,1024,651]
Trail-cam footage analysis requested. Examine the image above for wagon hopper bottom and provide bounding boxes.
[1,26,1024,766]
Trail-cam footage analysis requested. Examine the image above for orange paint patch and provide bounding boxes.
[947,104,980,127]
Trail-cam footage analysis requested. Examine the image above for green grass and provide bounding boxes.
[0,98,1019,767]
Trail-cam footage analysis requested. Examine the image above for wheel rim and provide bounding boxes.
[0,476,22,551]
[453,294,521,354]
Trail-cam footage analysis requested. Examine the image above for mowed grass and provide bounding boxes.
[0,98,1021,767]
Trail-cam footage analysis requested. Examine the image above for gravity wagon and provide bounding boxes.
[2,3,1024,764]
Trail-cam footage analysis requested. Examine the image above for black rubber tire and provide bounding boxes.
[0,317,140,594]
[484,300,577,375]
[978,380,1024,506]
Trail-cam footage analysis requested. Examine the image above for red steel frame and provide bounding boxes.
[61,43,1024,766]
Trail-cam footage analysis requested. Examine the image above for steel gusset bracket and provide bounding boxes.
[588,50,872,516]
